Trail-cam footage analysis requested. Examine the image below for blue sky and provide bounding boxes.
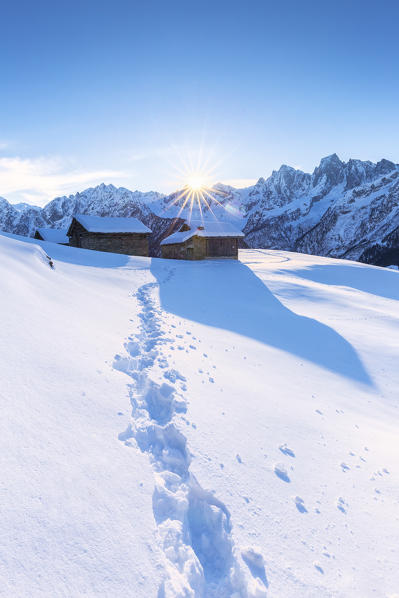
[1,0,398,205]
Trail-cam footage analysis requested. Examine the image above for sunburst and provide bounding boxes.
[164,157,229,223]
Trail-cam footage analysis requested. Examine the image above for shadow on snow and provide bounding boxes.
[284,262,399,302]
[151,258,373,386]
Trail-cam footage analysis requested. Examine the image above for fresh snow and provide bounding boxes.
[72,213,152,234]
[35,228,69,244]
[1,154,399,264]
[1,232,399,597]
[161,221,244,246]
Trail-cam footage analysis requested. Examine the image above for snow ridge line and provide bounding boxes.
[114,277,267,598]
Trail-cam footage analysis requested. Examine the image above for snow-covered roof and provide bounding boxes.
[73,214,151,234]
[36,228,69,244]
[160,231,196,246]
[161,220,244,246]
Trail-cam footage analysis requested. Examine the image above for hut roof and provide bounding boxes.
[161,220,244,246]
[35,228,69,244]
[72,214,151,234]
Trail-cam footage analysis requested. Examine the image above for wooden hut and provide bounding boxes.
[160,220,245,260]
[67,214,151,256]
[34,228,69,245]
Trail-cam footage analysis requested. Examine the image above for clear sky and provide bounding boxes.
[1,0,398,205]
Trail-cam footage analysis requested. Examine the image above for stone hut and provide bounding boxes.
[67,214,151,256]
[160,220,245,260]
[34,228,69,245]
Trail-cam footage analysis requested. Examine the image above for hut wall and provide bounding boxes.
[161,243,186,260]
[161,236,206,260]
[161,236,241,260]
[192,237,207,259]
[69,222,149,256]
[205,237,239,258]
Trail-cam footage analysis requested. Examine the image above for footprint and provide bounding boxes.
[279,444,295,458]
[314,562,324,574]
[163,369,186,383]
[294,496,307,513]
[274,464,290,483]
[118,424,133,442]
[337,497,347,513]
[241,547,268,588]
[126,340,140,356]
[340,462,350,472]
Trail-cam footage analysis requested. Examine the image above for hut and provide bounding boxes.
[160,220,245,260]
[34,228,69,245]
[67,214,151,256]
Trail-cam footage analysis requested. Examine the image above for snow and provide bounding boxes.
[1,233,399,597]
[161,221,244,246]
[160,230,197,245]
[2,155,399,264]
[12,202,41,212]
[73,213,152,233]
[35,227,69,244]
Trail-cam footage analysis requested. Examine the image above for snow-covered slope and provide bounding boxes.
[1,232,398,597]
[149,155,399,265]
[1,154,399,264]
[0,185,180,256]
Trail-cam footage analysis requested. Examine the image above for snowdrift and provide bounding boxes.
[1,232,398,597]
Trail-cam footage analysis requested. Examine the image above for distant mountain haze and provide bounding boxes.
[1,155,398,264]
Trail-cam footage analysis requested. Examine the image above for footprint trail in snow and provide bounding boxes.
[114,276,267,598]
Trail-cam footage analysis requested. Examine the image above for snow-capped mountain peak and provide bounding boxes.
[1,155,399,265]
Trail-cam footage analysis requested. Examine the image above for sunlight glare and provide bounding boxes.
[163,146,231,223]
[186,175,206,191]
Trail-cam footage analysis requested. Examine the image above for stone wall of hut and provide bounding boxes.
[69,221,149,256]
[206,237,238,258]
[161,235,239,260]
[161,236,206,260]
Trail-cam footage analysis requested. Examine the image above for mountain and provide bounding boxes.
[1,184,182,256]
[241,154,399,265]
[1,155,399,263]
[149,154,399,265]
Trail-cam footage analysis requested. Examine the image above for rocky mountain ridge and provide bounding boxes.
[1,154,398,264]
[0,184,181,256]
[239,154,399,265]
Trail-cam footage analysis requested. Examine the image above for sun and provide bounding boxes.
[166,166,230,221]
[163,149,232,221]
[186,175,206,191]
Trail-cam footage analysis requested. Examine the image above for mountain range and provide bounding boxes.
[1,153,398,264]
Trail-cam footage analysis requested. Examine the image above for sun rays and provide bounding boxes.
[163,149,231,223]
[168,178,225,223]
